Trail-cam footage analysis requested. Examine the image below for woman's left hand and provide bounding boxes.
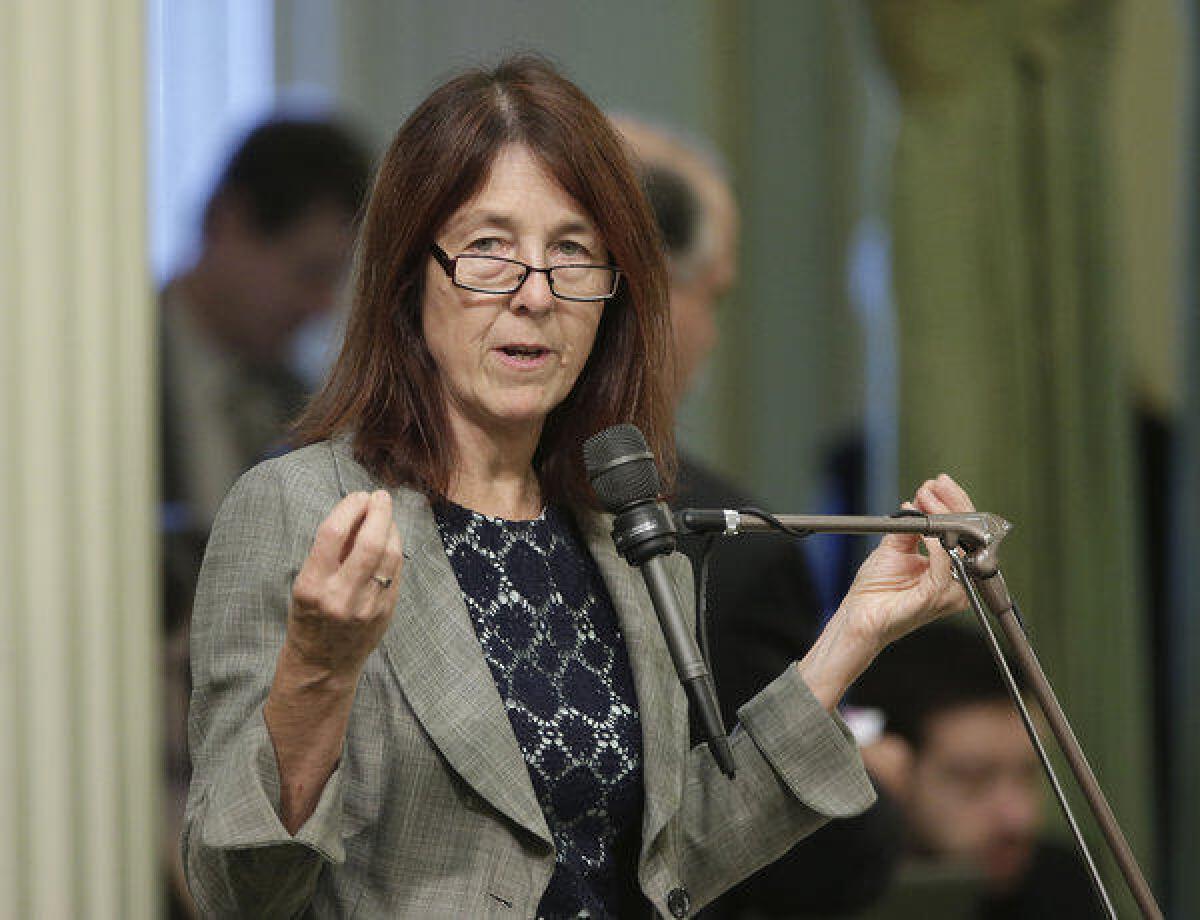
[839,473,974,654]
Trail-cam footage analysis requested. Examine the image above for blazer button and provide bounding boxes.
[667,886,690,918]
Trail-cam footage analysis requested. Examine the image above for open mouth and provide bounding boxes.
[496,344,552,365]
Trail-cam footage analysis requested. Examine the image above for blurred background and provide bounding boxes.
[1,0,1196,917]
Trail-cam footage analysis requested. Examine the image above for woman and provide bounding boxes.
[183,57,973,919]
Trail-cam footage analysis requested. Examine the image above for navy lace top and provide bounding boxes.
[434,500,646,919]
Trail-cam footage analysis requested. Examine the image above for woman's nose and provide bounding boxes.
[513,266,556,313]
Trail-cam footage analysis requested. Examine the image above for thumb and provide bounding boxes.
[879,501,921,554]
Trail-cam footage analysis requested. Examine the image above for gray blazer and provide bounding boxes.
[183,440,875,918]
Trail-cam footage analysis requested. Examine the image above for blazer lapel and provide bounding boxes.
[576,511,687,859]
[330,442,550,846]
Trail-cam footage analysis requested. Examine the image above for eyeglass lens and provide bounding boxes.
[455,256,615,298]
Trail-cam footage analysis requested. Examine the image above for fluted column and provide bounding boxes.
[0,2,159,918]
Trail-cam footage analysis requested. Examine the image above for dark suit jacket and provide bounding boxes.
[183,440,876,918]
[674,454,902,918]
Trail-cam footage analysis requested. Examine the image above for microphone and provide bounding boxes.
[583,424,736,778]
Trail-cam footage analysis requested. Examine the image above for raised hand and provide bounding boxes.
[265,489,403,832]
[796,474,976,712]
[840,473,974,650]
[285,489,404,681]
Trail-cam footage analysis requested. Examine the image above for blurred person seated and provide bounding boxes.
[854,620,1098,919]
[159,115,370,916]
[616,114,903,918]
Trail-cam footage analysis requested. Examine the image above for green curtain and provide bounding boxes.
[1175,8,1200,916]
[867,0,1154,909]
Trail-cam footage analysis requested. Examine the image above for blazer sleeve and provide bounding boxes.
[662,555,879,916]
[182,460,351,918]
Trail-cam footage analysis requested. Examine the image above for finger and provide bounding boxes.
[922,531,953,582]
[340,490,395,590]
[932,473,975,512]
[321,491,394,622]
[382,518,404,580]
[913,479,952,515]
[372,520,405,602]
[880,500,922,554]
[903,480,957,574]
[293,491,371,617]
[306,491,372,580]
[917,479,977,592]
[370,518,405,587]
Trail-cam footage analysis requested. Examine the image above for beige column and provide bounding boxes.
[0,1,159,918]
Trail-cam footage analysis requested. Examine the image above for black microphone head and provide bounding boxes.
[583,424,661,511]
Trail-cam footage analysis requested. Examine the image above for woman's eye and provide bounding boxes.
[553,240,592,262]
[465,237,507,254]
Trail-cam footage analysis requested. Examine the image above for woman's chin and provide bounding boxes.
[478,401,559,434]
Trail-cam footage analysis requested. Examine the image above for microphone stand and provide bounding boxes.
[676,508,1162,920]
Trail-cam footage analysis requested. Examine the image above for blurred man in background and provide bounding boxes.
[160,116,370,915]
[160,117,370,552]
[616,115,903,918]
[854,621,1096,919]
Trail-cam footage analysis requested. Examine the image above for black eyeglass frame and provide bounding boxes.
[430,243,621,302]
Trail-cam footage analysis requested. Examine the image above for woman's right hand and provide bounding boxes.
[284,489,404,683]
[265,489,403,832]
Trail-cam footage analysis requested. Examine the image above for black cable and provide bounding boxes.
[735,507,814,539]
[690,510,813,751]
[694,507,812,670]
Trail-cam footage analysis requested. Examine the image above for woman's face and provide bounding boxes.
[423,144,608,445]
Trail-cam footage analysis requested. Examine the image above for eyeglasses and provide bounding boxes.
[430,243,620,302]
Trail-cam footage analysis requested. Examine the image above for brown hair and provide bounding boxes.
[295,56,675,509]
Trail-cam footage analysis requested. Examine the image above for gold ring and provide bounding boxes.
[372,574,393,589]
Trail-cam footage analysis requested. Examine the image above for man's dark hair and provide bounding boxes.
[204,117,371,237]
[855,621,1025,749]
[642,163,700,262]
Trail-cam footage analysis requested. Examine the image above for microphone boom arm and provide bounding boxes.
[674,507,1162,920]
[675,509,1011,557]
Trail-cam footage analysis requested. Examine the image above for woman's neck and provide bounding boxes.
[444,414,544,520]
